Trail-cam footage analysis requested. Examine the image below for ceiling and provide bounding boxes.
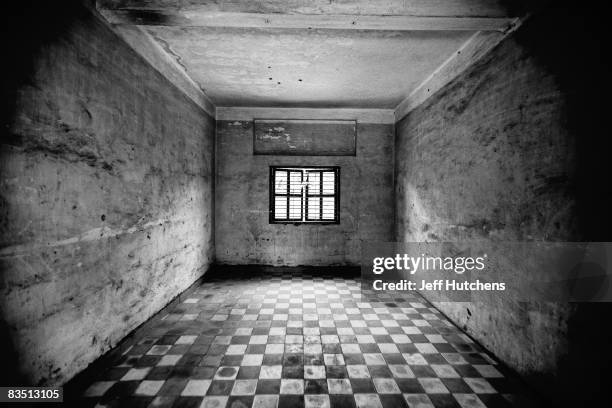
[97,0,519,110]
[145,27,475,108]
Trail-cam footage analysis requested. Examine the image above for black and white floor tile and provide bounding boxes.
[80,269,535,408]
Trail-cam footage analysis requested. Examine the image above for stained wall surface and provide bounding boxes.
[0,4,215,386]
[394,7,611,406]
[215,120,394,266]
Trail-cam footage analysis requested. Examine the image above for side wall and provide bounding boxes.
[394,6,611,406]
[0,3,215,386]
[215,120,394,266]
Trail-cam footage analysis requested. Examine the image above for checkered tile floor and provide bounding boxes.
[80,269,535,408]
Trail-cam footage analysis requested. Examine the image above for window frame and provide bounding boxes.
[269,166,340,225]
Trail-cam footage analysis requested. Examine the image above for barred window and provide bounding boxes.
[270,166,340,224]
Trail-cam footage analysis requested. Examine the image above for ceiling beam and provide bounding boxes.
[111,24,216,116]
[97,1,514,18]
[394,16,527,122]
[99,9,515,31]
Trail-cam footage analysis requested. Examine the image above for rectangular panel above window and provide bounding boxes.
[254,120,356,156]
[270,166,340,224]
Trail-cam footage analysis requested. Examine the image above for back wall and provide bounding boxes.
[215,119,394,266]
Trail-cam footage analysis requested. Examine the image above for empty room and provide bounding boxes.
[1,0,610,407]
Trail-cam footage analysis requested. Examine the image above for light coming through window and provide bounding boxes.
[269,166,340,224]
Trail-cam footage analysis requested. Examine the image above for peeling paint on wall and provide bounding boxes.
[215,120,393,266]
[0,6,214,386]
[253,119,357,156]
[394,14,604,406]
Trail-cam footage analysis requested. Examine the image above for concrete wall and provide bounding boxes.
[0,2,215,386]
[394,6,611,407]
[215,120,394,266]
